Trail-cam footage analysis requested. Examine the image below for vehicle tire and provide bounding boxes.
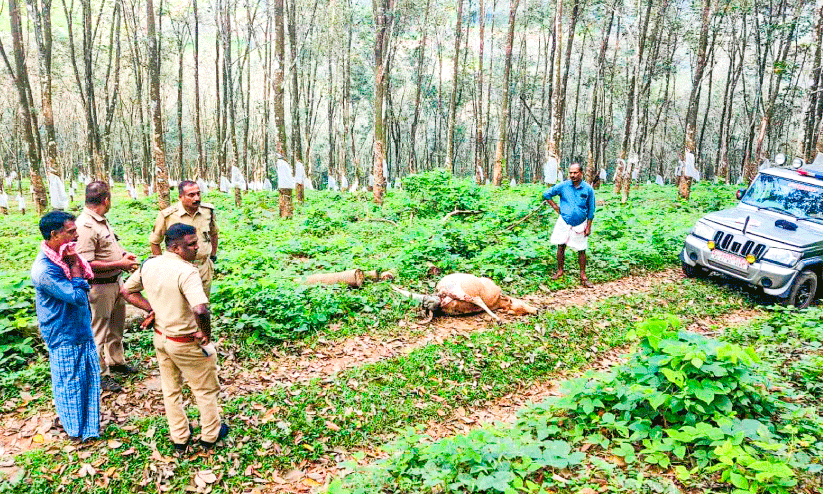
[682,261,707,279]
[784,271,818,310]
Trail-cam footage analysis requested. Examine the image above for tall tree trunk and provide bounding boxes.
[274,0,291,216]
[445,0,464,173]
[801,4,823,161]
[2,0,47,213]
[586,4,614,185]
[474,0,485,184]
[372,0,393,204]
[177,33,184,178]
[24,0,59,179]
[409,0,430,174]
[287,0,304,202]
[492,0,519,186]
[746,0,802,183]
[193,0,205,179]
[147,0,169,207]
[544,0,562,183]
[679,0,712,200]
[557,0,580,142]
[620,0,653,203]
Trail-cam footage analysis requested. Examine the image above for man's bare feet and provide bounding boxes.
[551,271,564,280]
[581,278,594,288]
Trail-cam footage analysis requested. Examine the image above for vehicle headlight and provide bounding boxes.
[762,248,801,266]
[691,222,714,240]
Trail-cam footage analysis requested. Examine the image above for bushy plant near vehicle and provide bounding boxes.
[518,316,822,493]
[727,306,823,403]
[329,315,823,494]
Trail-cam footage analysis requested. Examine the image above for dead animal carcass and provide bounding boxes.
[392,273,537,323]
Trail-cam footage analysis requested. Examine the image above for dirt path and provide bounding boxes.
[265,307,765,494]
[0,269,680,458]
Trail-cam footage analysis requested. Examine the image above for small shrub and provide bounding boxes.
[401,170,485,217]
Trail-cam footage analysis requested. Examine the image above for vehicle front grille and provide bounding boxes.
[712,230,766,260]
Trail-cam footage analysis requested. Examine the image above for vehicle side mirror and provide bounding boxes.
[736,189,745,200]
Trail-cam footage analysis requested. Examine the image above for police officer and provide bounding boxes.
[149,181,218,296]
[121,223,229,452]
[76,181,140,392]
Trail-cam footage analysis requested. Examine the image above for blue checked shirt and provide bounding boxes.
[31,252,94,351]
[542,180,596,227]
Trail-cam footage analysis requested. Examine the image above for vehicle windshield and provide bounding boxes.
[742,173,823,221]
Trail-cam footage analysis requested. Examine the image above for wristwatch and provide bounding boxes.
[210,255,217,262]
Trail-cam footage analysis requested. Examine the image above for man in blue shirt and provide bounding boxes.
[542,163,596,288]
[31,211,100,442]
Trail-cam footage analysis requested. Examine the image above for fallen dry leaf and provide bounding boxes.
[77,463,96,478]
[194,469,218,488]
[107,439,123,449]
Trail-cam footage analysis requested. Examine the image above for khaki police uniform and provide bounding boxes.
[76,207,127,376]
[123,252,222,444]
[148,202,218,295]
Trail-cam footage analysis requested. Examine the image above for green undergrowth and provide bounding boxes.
[0,174,737,398]
[4,279,750,493]
[329,311,823,494]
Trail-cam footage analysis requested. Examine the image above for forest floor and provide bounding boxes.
[0,174,819,493]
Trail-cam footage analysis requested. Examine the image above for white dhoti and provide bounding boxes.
[550,216,588,252]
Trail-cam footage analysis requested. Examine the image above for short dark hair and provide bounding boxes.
[39,210,76,240]
[569,163,582,173]
[165,223,197,248]
[178,180,198,196]
[85,181,111,205]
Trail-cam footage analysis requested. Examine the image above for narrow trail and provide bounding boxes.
[264,307,765,494]
[0,269,680,458]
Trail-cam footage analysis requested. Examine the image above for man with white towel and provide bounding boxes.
[542,163,596,288]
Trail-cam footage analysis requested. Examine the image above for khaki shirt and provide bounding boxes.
[123,252,208,336]
[148,202,218,264]
[76,207,127,279]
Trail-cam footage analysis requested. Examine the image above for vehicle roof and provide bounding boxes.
[760,167,823,187]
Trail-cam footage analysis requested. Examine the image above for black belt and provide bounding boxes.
[89,274,120,285]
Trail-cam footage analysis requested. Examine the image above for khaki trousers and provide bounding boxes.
[153,332,221,444]
[89,281,126,375]
[195,258,214,297]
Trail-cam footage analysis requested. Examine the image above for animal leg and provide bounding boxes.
[470,296,502,323]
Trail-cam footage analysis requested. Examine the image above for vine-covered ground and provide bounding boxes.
[0,173,819,493]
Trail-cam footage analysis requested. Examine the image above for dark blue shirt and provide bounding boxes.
[542,180,596,227]
[31,252,93,351]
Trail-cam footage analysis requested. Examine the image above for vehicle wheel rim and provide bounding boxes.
[797,281,813,308]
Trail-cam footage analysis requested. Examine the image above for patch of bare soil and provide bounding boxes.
[265,307,764,494]
[0,269,679,461]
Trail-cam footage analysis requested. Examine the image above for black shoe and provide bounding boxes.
[101,375,122,392]
[199,423,230,450]
[172,425,194,454]
[110,363,139,375]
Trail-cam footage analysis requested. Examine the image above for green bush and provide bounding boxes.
[330,316,823,494]
[211,279,355,343]
[401,170,485,217]
[0,275,38,372]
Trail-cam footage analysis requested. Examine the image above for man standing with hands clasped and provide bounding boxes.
[542,163,596,288]
[31,211,100,442]
[76,181,140,392]
[122,223,228,452]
